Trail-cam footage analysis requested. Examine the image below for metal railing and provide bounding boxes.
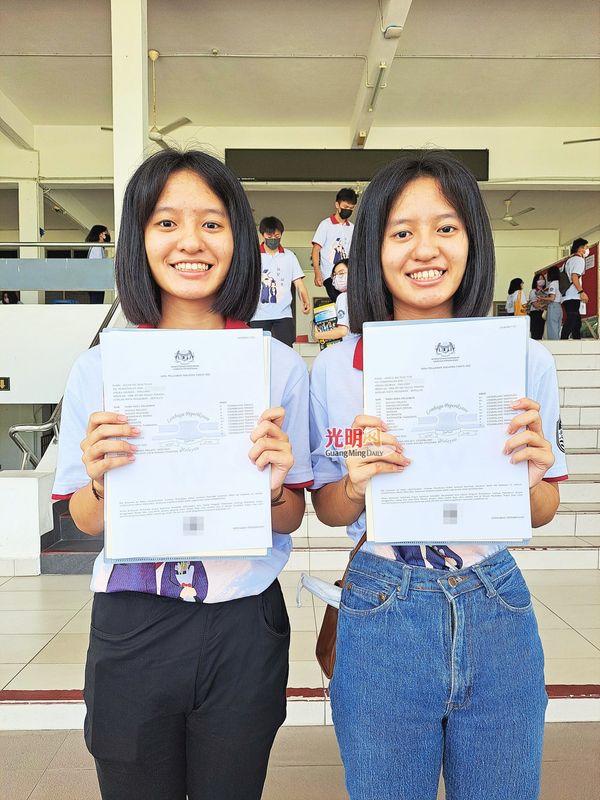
[0,242,115,248]
[8,296,122,470]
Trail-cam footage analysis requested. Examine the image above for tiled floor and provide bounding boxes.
[0,723,598,800]
[1,570,600,691]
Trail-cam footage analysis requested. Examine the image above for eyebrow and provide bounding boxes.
[388,212,461,226]
[152,205,226,217]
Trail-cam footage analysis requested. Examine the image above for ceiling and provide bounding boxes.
[0,0,598,127]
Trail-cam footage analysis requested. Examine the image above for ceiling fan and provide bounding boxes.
[493,198,535,227]
[101,50,191,149]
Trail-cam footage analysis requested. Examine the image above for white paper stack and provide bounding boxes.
[363,316,531,545]
[101,328,272,563]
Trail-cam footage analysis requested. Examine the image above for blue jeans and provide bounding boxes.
[330,548,547,800]
[547,302,562,340]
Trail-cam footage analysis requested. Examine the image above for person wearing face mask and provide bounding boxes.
[528,273,549,340]
[249,216,311,347]
[86,225,111,305]
[560,238,589,340]
[312,188,357,301]
[313,259,358,344]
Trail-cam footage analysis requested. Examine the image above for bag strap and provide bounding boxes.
[339,533,367,589]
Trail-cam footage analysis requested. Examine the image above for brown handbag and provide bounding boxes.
[315,533,367,679]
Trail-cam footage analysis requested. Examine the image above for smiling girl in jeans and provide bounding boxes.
[309,151,567,800]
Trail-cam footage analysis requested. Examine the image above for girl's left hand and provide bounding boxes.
[504,398,555,489]
[249,407,294,493]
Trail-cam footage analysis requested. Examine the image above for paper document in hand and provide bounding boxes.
[101,328,272,562]
[363,317,530,544]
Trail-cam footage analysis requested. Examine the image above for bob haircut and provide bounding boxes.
[348,150,495,333]
[532,273,546,290]
[85,224,109,243]
[116,149,261,326]
[508,278,523,295]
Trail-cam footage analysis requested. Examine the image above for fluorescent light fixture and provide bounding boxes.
[368,62,387,113]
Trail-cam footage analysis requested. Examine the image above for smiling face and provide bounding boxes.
[144,170,234,319]
[381,176,469,320]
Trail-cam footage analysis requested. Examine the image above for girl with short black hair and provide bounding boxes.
[309,150,566,800]
[53,149,313,800]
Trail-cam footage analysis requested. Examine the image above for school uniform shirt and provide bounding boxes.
[562,255,585,302]
[87,246,107,259]
[252,244,305,322]
[52,319,313,603]
[334,292,359,341]
[309,335,567,571]
[547,280,561,303]
[312,214,354,281]
[506,289,527,315]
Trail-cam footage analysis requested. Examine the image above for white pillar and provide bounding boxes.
[17,179,44,304]
[110,0,149,236]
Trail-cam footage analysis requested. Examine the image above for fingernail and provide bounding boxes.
[396,466,404,471]
[127,455,136,461]
[131,427,141,434]
[397,446,403,453]
[382,423,389,431]
[117,415,127,422]
[405,458,411,465]
[511,401,520,408]
[507,427,513,434]
[502,447,508,455]
[130,444,137,452]
[510,456,515,464]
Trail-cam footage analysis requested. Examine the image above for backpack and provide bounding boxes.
[558,264,572,295]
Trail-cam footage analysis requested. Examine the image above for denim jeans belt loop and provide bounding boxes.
[396,565,411,600]
[471,564,497,598]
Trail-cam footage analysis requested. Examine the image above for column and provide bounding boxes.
[17,179,44,304]
[110,0,149,236]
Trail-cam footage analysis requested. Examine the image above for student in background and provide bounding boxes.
[506,277,527,316]
[1,291,21,304]
[528,273,548,340]
[560,238,589,340]
[312,259,357,344]
[545,265,562,340]
[312,188,357,301]
[249,216,310,347]
[86,225,111,305]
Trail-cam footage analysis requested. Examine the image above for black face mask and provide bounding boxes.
[264,237,281,250]
[339,208,353,220]
[104,232,111,243]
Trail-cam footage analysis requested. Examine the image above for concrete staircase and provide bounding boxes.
[291,339,600,573]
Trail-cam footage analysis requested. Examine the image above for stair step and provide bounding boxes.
[41,536,104,575]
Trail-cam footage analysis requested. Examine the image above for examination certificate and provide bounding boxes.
[101,328,271,562]
[363,316,531,544]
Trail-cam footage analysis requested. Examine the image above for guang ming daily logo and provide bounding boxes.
[435,341,455,357]
[174,349,195,364]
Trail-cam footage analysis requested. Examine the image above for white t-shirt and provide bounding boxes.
[506,289,526,314]
[547,280,561,303]
[87,246,106,259]
[52,320,314,603]
[562,255,585,302]
[252,245,305,321]
[309,335,567,571]
[334,292,359,341]
[312,215,354,281]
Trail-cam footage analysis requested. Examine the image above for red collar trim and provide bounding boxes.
[137,318,248,331]
[260,243,285,254]
[330,213,350,227]
[353,336,363,370]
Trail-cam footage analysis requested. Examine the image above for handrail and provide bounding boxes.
[7,296,123,469]
[1,242,115,247]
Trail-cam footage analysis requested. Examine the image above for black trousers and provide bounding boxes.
[84,581,290,800]
[248,317,295,347]
[529,310,545,340]
[323,276,340,302]
[560,298,582,339]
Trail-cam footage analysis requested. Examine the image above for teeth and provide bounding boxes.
[409,269,443,281]
[172,263,211,272]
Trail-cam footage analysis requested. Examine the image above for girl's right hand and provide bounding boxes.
[344,415,410,501]
[80,412,140,485]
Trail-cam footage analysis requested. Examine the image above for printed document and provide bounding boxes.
[363,317,531,544]
[101,328,271,562]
